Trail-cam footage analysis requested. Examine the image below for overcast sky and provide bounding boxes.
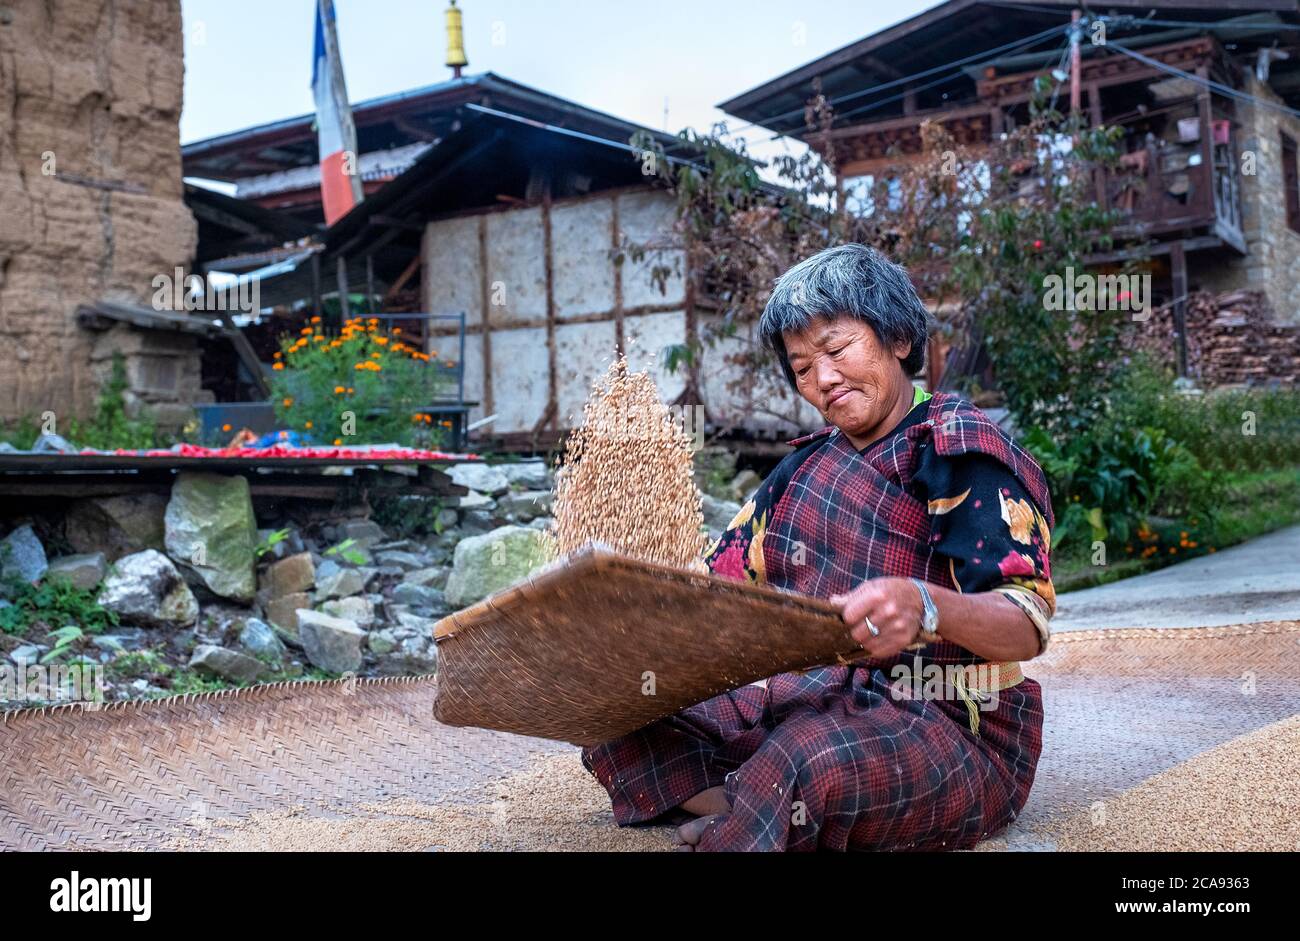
[180,0,938,165]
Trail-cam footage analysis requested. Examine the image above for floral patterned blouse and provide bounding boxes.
[704,391,1057,654]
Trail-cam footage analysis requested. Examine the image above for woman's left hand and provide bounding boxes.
[829,577,925,658]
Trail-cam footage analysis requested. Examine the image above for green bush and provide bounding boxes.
[67,352,160,450]
[0,569,118,637]
[269,316,451,448]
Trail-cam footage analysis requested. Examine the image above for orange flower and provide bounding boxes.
[393,327,402,334]
[346,387,354,394]
[334,385,346,394]
[310,315,321,323]
[282,397,293,407]
[300,327,313,335]
[333,438,342,446]
[305,421,313,429]
[272,362,285,371]
[273,351,283,359]
[222,423,232,432]
[374,336,389,345]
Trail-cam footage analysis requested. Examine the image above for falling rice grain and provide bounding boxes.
[548,354,707,571]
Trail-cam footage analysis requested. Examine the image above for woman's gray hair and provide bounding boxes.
[759,243,932,388]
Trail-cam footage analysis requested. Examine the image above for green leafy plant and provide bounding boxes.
[107,648,173,682]
[371,496,447,538]
[255,528,292,561]
[39,625,85,664]
[66,351,160,450]
[323,537,368,566]
[0,567,118,637]
[269,315,450,447]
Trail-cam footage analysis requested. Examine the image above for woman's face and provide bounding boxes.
[784,315,913,447]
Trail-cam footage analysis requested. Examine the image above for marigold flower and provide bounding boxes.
[334,438,342,446]
[283,397,293,407]
[300,327,312,335]
[305,421,313,429]
[222,423,232,432]
[310,315,321,323]
[272,362,285,370]
[334,385,345,394]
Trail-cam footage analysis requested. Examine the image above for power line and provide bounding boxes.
[1107,42,1300,122]
[719,22,1069,142]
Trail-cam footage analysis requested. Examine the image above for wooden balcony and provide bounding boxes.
[1096,113,1245,255]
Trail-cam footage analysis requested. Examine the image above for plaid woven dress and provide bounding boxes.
[581,392,1056,851]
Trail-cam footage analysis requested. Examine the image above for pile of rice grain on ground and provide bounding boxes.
[1049,713,1300,851]
[169,753,675,852]
[549,354,707,570]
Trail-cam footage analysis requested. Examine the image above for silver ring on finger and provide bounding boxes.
[863,617,880,638]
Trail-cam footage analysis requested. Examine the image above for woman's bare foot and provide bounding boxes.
[679,785,730,817]
[674,814,722,851]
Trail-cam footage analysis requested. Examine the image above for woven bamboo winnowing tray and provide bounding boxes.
[431,546,862,746]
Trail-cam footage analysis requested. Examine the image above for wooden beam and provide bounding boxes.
[1170,240,1189,378]
[383,253,422,302]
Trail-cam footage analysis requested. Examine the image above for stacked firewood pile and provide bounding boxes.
[1138,290,1300,387]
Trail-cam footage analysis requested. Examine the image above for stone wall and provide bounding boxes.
[0,0,199,428]
[1194,74,1300,326]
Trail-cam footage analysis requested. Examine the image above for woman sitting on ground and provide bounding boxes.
[582,243,1056,852]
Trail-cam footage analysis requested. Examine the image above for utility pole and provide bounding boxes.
[1069,9,1082,116]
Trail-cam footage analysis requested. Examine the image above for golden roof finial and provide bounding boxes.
[446,1,468,78]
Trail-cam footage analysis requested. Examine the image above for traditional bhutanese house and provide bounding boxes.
[184,74,819,449]
[719,0,1300,384]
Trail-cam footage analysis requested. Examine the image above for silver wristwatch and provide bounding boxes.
[911,578,940,641]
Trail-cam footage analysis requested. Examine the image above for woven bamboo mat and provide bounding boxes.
[433,547,859,745]
[1,621,1296,851]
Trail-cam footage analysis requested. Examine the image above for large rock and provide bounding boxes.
[1,524,48,589]
[97,550,199,628]
[261,552,315,600]
[447,463,510,497]
[497,490,552,522]
[340,519,387,548]
[729,469,762,502]
[403,567,450,590]
[297,610,364,674]
[64,494,168,561]
[45,552,107,591]
[264,592,313,646]
[455,490,496,511]
[500,461,550,491]
[444,526,552,609]
[189,644,266,684]
[392,583,446,612]
[319,595,376,630]
[700,494,743,534]
[374,635,438,675]
[373,549,425,570]
[315,567,365,601]
[238,617,286,663]
[165,473,257,603]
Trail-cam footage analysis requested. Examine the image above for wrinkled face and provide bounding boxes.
[784,315,912,446]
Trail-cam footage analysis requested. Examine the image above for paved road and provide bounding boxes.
[1053,524,1300,632]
